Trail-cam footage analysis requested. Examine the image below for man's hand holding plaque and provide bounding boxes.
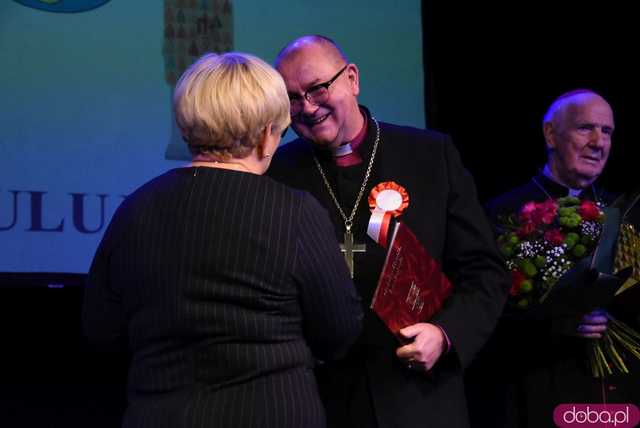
[395,323,448,371]
[367,182,453,371]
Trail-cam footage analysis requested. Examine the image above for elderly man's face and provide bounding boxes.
[276,43,361,148]
[546,95,614,189]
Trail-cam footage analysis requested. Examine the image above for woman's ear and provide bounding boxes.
[258,122,279,159]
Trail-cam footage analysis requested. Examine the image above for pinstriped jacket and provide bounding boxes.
[83,167,362,428]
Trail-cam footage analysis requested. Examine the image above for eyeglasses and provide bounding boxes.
[288,65,348,116]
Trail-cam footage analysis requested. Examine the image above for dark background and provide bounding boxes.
[1,1,637,426]
[0,274,127,427]
[423,1,638,202]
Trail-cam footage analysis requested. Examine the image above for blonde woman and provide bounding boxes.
[83,52,362,428]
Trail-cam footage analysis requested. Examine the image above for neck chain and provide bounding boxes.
[531,176,554,200]
[312,116,380,278]
[531,176,602,206]
[313,116,380,231]
[190,160,252,174]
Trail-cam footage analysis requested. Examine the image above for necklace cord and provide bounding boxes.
[313,117,381,230]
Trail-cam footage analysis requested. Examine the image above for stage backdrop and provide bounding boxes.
[0,0,424,274]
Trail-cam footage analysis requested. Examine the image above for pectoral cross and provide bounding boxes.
[340,226,366,278]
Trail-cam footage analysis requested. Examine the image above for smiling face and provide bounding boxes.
[276,40,363,148]
[544,93,614,189]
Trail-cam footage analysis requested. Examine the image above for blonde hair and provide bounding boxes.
[174,52,290,160]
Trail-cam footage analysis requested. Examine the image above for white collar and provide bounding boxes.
[542,164,584,196]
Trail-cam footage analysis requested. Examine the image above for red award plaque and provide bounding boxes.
[370,221,453,336]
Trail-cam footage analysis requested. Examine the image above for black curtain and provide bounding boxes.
[422,1,639,202]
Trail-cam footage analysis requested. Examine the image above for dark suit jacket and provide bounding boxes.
[467,173,639,428]
[267,108,509,428]
[82,167,362,428]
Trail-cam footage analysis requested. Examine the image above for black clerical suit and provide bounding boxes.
[82,167,363,428]
[466,172,640,428]
[268,107,509,428]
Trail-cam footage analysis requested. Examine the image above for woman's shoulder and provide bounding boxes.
[258,175,331,222]
[260,174,311,206]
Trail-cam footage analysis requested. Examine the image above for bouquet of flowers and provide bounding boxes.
[498,197,603,308]
[497,196,640,378]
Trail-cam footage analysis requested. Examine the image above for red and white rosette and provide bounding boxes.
[367,181,409,248]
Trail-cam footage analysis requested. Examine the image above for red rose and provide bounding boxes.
[520,201,537,222]
[521,200,558,226]
[538,199,559,224]
[544,228,565,246]
[517,221,536,238]
[578,200,601,221]
[510,270,526,296]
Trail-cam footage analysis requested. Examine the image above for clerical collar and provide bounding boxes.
[331,109,368,167]
[542,164,584,197]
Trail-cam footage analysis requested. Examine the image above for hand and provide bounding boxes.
[396,323,446,372]
[576,309,609,339]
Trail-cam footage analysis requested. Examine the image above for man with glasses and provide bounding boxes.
[267,35,509,428]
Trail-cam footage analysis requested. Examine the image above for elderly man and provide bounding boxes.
[487,90,615,337]
[486,89,615,216]
[467,89,640,428]
[267,35,509,428]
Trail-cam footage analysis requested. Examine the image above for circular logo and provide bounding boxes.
[368,181,409,217]
[13,0,111,13]
[376,189,404,211]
